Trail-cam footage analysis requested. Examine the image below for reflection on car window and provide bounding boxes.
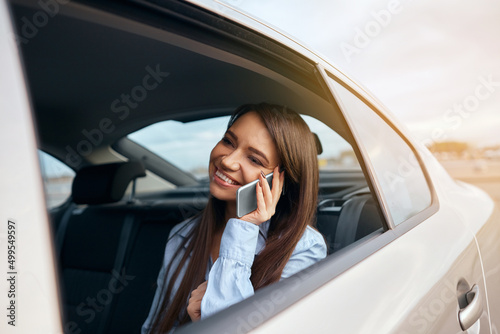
[329,79,431,225]
[38,150,75,208]
[128,115,360,180]
[302,115,360,171]
[128,117,229,180]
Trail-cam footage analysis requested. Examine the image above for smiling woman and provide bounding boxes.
[209,111,280,200]
[141,103,327,333]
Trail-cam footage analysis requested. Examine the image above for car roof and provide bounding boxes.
[11,0,409,169]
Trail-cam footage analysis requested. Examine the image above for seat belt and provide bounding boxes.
[333,195,371,252]
[96,213,137,334]
[55,202,77,260]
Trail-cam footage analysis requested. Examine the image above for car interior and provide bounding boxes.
[9,0,386,333]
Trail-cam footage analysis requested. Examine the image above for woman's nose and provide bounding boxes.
[220,151,240,171]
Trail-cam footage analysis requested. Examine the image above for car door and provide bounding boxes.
[0,2,62,333]
[253,66,492,334]
[176,65,492,334]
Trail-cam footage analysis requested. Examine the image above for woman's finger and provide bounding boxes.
[255,180,266,214]
[187,297,202,321]
[198,280,208,290]
[190,281,208,301]
[260,172,273,207]
[240,168,285,224]
[270,166,283,202]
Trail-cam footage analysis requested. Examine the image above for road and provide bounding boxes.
[468,180,500,203]
[440,159,500,203]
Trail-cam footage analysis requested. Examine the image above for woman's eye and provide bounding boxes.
[221,137,233,146]
[249,156,263,166]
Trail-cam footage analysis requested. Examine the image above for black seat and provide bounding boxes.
[55,161,157,334]
[333,194,383,252]
[317,194,384,254]
[103,202,191,333]
[56,161,146,334]
[56,161,201,333]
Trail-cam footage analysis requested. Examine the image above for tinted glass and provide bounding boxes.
[329,79,431,225]
[38,151,75,208]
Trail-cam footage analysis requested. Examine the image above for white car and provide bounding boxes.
[1,0,498,333]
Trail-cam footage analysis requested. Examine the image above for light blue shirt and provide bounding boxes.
[141,217,327,333]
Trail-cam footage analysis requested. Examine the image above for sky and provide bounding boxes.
[226,0,500,148]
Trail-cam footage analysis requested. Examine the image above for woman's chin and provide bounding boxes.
[209,184,237,202]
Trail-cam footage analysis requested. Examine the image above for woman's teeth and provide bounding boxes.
[216,170,238,185]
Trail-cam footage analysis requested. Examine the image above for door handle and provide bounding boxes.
[458,284,483,330]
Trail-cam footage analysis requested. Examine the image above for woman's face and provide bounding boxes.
[209,111,280,202]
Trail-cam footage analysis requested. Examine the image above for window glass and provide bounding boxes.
[128,117,228,180]
[127,115,360,181]
[38,151,75,208]
[329,79,431,225]
[302,115,360,171]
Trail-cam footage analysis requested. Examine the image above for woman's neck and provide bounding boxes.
[224,201,237,222]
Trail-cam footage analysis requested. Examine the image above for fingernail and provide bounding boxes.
[260,171,265,178]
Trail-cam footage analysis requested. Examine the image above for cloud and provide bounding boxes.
[234,0,500,146]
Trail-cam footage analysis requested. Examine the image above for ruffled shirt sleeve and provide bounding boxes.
[201,218,326,319]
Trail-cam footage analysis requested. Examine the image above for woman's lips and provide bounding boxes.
[214,168,240,187]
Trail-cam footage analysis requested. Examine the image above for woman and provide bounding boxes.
[142,103,327,333]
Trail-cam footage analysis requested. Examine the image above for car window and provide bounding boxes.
[38,150,75,208]
[127,115,360,181]
[128,117,229,180]
[302,115,361,171]
[328,78,432,225]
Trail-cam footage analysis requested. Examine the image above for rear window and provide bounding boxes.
[127,115,360,180]
[38,151,75,208]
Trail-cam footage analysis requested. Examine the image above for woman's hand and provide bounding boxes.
[187,281,207,322]
[240,165,284,225]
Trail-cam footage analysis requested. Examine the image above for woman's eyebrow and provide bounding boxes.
[227,130,270,165]
[226,130,238,140]
[249,147,269,165]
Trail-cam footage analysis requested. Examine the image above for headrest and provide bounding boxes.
[72,161,146,205]
[313,133,323,155]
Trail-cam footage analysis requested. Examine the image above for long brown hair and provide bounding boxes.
[150,103,319,333]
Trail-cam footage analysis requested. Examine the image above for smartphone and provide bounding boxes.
[236,172,273,218]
